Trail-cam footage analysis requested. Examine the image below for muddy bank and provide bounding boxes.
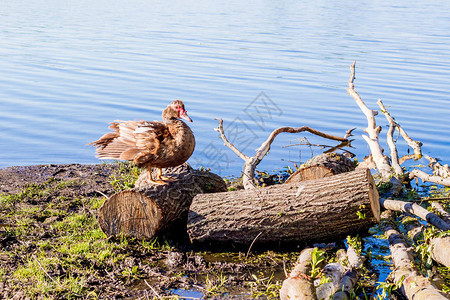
[0,163,118,196]
[0,163,294,299]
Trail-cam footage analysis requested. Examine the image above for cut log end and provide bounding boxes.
[366,168,381,222]
[285,165,334,183]
[98,164,227,242]
[285,153,355,183]
[98,191,163,239]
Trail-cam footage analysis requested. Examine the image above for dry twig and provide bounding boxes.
[377,99,423,160]
[215,118,348,189]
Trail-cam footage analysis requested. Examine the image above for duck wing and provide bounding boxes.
[89,121,172,164]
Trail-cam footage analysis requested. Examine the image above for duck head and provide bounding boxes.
[163,100,193,122]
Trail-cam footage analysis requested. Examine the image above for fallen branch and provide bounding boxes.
[405,218,450,268]
[413,197,450,202]
[333,244,363,300]
[215,118,348,190]
[144,279,163,299]
[409,169,450,187]
[377,99,423,160]
[381,214,447,300]
[425,155,450,178]
[431,202,450,225]
[315,263,344,299]
[376,100,404,175]
[280,248,316,300]
[347,61,392,180]
[381,198,450,231]
[282,139,355,158]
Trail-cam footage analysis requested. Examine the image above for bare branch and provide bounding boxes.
[399,154,417,165]
[380,214,447,299]
[216,119,349,190]
[409,169,450,187]
[424,155,450,178]
[381,198,450,231]
[282,140,356,158]
[344,127,357,139]
[255,126,347,154]
[431,202,450,226]
[214,118,249,162]
[377,99,422,160]
[347,61,392,179]
[376,100,403,175]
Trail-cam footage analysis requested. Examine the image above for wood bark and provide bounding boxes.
[285,153,355,183]
[431,202,450,225]
[381,214,447,300]
[315,263,344,299]
[280,248,317,300]
[409,169,450,187]
[405,219,450,268]
[187,169,380,247]
[98,164,227,241]
[381,199,450,231]
[332,244,363,300]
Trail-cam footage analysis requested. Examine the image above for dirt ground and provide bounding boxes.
[0,163,118,196]
[0,163,292,299]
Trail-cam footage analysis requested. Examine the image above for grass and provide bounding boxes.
[0,164,152,298]
[108,161,142,192]
[1,162,449,299]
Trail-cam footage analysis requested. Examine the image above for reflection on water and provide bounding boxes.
[1,0,449,176]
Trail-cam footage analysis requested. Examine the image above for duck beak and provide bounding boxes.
[180,111,193,122]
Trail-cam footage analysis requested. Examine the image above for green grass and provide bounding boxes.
[0,166,149,298]
[108,161,142,192]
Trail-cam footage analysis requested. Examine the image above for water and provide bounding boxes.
[1,0,449,176]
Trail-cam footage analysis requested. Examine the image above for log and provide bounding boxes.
[280,248,317,300]
[431,202,450,225]
[405,219,450,268]
[409,169,450,187]
[381,214,447,300]
[188,169,380,247]
[381,199,450,231]
[285,153,355,183]
[333,244,363,300]
[98,164,227,241]
[315,263,344,299]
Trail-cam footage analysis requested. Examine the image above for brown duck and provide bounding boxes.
[89,100,195,184]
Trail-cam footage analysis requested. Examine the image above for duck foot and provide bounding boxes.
[157,175,175,181]
[155,168,175,182]
[148,179,169,185]
[146,169,169,185]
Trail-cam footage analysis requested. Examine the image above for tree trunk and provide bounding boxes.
[98,164,227,242]
[188,169,380,247]
[285,153,355,183]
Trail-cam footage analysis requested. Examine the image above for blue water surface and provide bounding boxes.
[1,0,449,176]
